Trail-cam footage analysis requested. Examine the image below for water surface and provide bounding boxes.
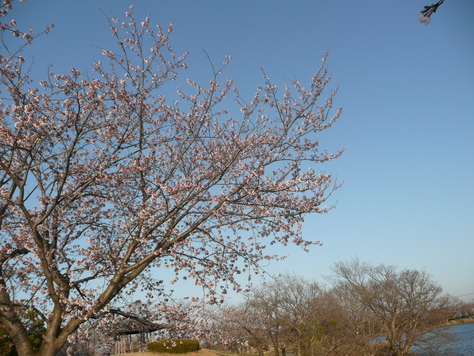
[413,322,474,356]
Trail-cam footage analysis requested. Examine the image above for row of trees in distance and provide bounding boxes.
[207,260,469,356]
[4,260,466,356]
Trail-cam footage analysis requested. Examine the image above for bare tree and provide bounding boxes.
[217,302,271,356]
[232,275,326,356]
[271,275,325,356]
[331,259,458,356]
[319,287,382,356]
[245,291,284,356]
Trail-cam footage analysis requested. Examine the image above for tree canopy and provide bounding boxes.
[0,3,342,355]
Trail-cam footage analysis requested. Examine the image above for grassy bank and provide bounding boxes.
[441,316,474,327]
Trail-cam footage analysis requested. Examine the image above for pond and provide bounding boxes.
[412,322,474,355]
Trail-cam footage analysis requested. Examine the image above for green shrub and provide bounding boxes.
[0,309,45,355]
[148,339,200,353]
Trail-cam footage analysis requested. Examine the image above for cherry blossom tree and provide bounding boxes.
[0,2,343,355]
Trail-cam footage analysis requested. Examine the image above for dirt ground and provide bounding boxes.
[113,348,222,356]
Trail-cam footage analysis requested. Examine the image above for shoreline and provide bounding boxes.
[441,317,474,327]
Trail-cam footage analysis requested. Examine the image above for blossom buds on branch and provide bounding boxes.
[418,0,444,25]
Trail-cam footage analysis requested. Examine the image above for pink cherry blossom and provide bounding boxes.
[417,13,431,25]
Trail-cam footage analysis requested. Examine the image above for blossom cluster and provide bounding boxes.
[418,0,445,25]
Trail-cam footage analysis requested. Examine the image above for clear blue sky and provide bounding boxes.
[7,1,474,301]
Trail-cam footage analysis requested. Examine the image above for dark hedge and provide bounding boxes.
[148,339,200,353]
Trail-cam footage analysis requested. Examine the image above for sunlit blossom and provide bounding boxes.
[417,13,431,25]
